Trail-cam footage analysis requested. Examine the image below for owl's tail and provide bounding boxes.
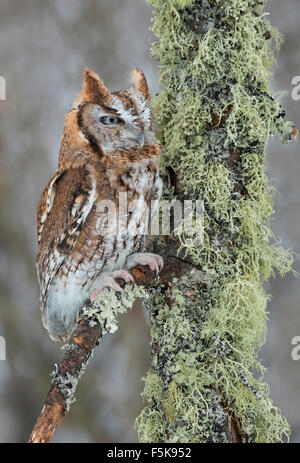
[41,283,88,342]
[42,308,76,342]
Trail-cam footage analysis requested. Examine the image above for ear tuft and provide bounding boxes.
[130,67,151,101]
[82,66,101,85]
[73,66,111,108]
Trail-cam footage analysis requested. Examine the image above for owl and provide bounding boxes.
[36,66,163,342]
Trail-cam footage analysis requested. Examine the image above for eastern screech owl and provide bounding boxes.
[36,67,163,342]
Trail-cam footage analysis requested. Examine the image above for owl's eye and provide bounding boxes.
[99,115,123,126]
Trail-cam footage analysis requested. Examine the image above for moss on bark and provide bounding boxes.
[136,0,295,443]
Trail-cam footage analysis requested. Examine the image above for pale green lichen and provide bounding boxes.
[83,284,148,334]
[51,363,87,412]
[136,0,294,443]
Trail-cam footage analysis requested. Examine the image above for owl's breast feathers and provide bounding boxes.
[36,155,160,314]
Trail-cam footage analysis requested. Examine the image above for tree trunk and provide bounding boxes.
[136,0,296,443]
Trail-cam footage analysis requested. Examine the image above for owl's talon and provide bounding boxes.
[126,253,164,275]
[115,270,135,284]
[89,270,135,301]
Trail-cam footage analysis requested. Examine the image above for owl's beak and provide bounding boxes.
[126,129,145,148]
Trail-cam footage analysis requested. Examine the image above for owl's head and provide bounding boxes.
[66,66,158,162]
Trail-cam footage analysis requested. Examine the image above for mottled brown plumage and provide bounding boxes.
[36,67,162,341]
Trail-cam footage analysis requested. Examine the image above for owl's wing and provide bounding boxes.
[36,165,96,302]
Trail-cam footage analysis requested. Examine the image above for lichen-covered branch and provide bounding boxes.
[136,0,296,443]
[28,258,191,443]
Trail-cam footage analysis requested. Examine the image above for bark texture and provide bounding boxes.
[135,0,296,443]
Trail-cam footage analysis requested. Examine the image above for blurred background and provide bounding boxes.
[0,0,299,443]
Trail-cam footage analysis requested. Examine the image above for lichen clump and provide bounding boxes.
[83,284,147,333]
[136,0,294,443]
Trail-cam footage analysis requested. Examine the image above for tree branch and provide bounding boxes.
[28,256,191,443]
[135,0,295,444]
